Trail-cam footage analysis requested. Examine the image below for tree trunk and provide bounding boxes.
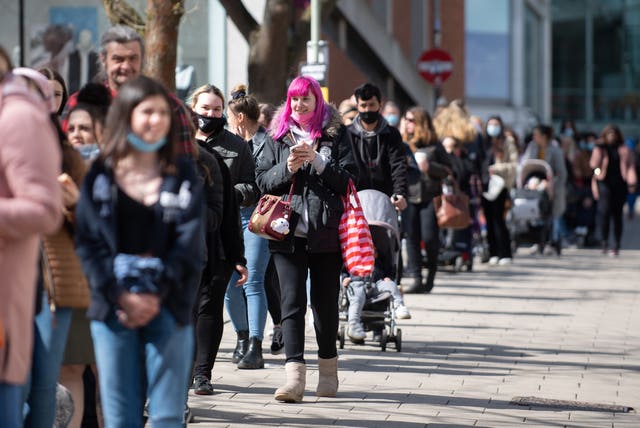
[143,0,184,92]
[248,0,291,105]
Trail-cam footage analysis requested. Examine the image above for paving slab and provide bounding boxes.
[181,217,640,427]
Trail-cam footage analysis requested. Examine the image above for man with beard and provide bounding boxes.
[347,83,408,210]
[346,83,408,343]
[62,25,194,155]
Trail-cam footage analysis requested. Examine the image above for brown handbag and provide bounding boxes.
[41,228,91,309]
[433,178,471,229]
[248,179,296,241]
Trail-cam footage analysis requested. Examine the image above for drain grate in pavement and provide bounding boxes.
[510,396,634,413]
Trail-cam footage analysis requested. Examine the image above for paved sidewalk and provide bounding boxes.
[187,217,640,427]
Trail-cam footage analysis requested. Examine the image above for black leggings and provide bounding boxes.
[482,188,512,259]
[272,238,342,363]
[597,182,625,249]
[264,257,281,325]
[404,200,440,278]
[193,260,233,379]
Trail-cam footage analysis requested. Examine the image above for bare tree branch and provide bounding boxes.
[103,0,146,35]
[218,0,259,43]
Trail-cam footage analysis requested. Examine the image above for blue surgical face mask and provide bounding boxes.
[563,129,575,138]
[486,124,501,138]
[127,132,167,152]
[76,143,100,160]
[384,114,399,127]
[579,141,595,151]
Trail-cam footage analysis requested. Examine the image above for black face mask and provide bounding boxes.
[359,110,380,125]
[197,114,227,134]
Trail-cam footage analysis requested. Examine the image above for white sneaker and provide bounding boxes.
[488,256,500,265]
[528,244,540,255]
[498,257,512,265]
[347,323,366,343]
[395,305,412,319]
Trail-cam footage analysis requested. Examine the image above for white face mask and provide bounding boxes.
[486,124,501,138]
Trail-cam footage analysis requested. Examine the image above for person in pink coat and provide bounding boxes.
[0,47,62,427]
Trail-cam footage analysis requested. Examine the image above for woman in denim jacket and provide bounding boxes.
[74,76,204,427]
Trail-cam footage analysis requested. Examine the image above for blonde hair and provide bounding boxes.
[188,84,225,109]
[433,99,478,143]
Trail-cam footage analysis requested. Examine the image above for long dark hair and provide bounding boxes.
[600,124,624,147]
[100,76,179,172]
[0,45,13,81]
[38,67,68,116]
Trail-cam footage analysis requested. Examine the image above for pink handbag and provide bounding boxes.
[248,179,295,241]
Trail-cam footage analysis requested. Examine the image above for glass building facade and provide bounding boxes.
[552,0,640,136]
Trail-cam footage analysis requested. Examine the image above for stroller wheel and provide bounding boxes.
[380,329,388,352]
[395,328,402,352]
[338,326,345,349]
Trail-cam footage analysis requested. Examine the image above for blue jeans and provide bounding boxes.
[23,296,73,428]
[91,308,193,428]
[225,206,269,340]
[0,383,23,428]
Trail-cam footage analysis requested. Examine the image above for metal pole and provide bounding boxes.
[310,0,320,63]
[433,0,441,110]
[19,0,25,66]
[433,0,441,48]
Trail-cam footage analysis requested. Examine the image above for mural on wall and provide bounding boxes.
[29,7,99,93]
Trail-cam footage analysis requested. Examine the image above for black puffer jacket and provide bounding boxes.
[255,108,357,254]
[198,129,259,207]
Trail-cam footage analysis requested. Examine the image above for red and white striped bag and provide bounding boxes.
[338,179,374,277]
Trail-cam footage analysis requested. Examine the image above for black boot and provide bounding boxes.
[424,269,436,294]
[403,276,425,294]
[231,330,249,364]
[238,337,264,369]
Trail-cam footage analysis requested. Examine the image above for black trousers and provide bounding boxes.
[264,256,282,325]
[193,259,233,379]
[481,188,512,259]
[597,182,625,249]
[272,238,342,363]
[404,200,440,279]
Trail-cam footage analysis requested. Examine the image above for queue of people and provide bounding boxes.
[1,22,638,428]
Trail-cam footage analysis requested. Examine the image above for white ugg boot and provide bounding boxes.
[316,357,338,397]
[274,362,306,402]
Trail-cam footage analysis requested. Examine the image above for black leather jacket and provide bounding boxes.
[255,109,358,254]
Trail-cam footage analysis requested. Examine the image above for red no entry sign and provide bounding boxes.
[417,48,453,85]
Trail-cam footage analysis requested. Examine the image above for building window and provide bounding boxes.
[552,0,640,128]
[525,5,544,119]
[465,0,511,101]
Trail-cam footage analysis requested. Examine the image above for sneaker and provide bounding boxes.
[183,404,194,425]
[270,326,284,355]
[609,248,619,257]
[395,304,412,319]
[372,329,382,342]
[498,257,512,265]
[193,375,214,396]
[347,322,366,343]
[488,256,499,265]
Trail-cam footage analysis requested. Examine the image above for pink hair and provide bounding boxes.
[272,76,327,140]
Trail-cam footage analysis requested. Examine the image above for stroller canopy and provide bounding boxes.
[357,189,400,245]
[517,159,554,195]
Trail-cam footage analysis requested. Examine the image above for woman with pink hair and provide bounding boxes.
[256,76,357,402]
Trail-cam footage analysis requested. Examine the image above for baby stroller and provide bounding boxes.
[509,159,553,251]
[337,189,403,352]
